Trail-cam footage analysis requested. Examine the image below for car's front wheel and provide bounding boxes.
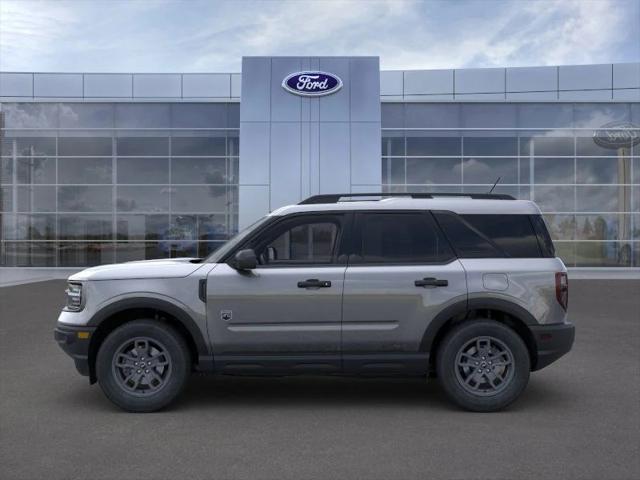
[436,319,530,412]
[96,320,190,412]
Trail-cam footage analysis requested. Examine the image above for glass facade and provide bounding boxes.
[1,100,638,268]
[0,102,239,266]
[382,103,640,267]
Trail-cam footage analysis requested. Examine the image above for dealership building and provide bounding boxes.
[0,57,639,272]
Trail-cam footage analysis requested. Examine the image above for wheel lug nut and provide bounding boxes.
[134,362,138,366]
[145,370,149,373]
[475,362,479,365]
[137,370,141,374]
[485,369,490,373]
[481,357,485,360]
[477,369,482,373]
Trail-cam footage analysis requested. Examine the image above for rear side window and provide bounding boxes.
[462,215,541,258]
[434,213,543,258]
[353,212,454,264]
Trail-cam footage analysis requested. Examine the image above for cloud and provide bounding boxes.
[0,0,637,73]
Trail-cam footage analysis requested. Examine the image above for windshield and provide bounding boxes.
[203,215,271,263]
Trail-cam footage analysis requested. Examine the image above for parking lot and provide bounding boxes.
[1,279,639,480]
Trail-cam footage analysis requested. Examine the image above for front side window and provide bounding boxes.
[254,216,341,266]
[353,212,454,264]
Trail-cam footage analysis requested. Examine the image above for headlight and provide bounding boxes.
[65,283,83,311]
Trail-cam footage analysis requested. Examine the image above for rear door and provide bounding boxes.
[341,211,467,373]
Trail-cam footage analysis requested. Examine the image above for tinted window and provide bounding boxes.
[461,215,541,258]
[257,218,340,265]
[434,212,501,258]
[531,215,556,257]
[355,213,453,264]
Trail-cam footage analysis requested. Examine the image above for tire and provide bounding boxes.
[436,320,530,412]
[96,320,191,412]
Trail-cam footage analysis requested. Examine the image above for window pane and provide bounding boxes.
[406,137,460,156]
[171,104,228,128]
[171,136,226,156]
[1,186,13,211]
[519,136,574,156]
[265,222,338,263]
[18,186,56,212]
[59,104,114,128]
[59,214,113,240]
[14,137,56,156]
[1,242,57,266]
[575,242,631,267]
[58,157,112,184]
[576,186,627,212]
[576,214,631,240]
[532,186,575,212]
[1,104,58,129]
[116,214,170,240]
[115,242,170,262]
[462,215,541,258]
[576,157,631,184]
[532,158,574,184]
[406,158,461,184]
[117,158,169,184]
[462,157,518,184]
[405,104,460,128]
[517,104,573,128]
[358,213,453,263]
[171,186,230,212]
[381,136,404,156]
[14,214,56,240]
[435,212,502,258]
[17,157,56,184]
[171,158,227,184]
[115,104,170,128]
[382,157,405,184]
[116,137,168,156]
[117,186,170,212]
[574,104,630,128]
[1,158,12,183]
[381,103,404,128]
[464,137,517,156]
[197,214,229,240]
[58,242,115,267]
[543,214,575,240]
[58,137,112,156]
[58,186,112,212]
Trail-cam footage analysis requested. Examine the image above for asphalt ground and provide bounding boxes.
[1,279,639,480]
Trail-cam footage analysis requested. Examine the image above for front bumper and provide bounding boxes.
[54,324,96,377]
[530,322,575,371]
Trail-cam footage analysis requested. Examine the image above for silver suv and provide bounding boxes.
[55,193,574,412]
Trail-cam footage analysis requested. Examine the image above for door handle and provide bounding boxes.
[297,279,332,288]
[415,277,448,287]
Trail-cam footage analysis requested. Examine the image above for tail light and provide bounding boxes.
[555,272,568,311]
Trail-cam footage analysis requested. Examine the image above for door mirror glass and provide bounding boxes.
[233,249,257,270]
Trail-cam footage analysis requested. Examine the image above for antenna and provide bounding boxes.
[488,176,501,194]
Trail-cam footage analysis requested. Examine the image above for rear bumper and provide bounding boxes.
[54,324,96,377]
[530,322,575,371]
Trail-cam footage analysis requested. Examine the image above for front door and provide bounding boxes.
[206,213,349,373]
[341,211,467,373]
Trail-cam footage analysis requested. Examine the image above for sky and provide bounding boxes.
[0,0,639,73]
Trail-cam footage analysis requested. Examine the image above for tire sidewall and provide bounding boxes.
[436,320,530,412]
[96,320,190,412]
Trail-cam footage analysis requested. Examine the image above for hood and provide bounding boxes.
[69,258,205,281]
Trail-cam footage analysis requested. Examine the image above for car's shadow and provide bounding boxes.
[59,374,577,414]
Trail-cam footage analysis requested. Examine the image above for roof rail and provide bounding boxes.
[298,192,515,205]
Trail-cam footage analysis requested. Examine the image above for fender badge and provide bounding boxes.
[220,310,232,321]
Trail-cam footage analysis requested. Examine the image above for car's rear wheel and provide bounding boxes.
[436,319,530,412]
[96,320,190,412]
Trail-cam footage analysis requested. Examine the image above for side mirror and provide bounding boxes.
[233,249,257,270]
[266,246,277,262]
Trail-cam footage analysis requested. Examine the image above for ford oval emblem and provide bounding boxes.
[282,71,343,97]
[593,121,640,149]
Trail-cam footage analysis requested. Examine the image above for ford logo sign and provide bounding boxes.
[593,121,640,149]
[282,71,343,97]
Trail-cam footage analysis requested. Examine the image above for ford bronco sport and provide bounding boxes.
[55,193,574,412]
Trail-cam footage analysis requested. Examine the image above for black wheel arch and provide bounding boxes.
[87,297,213,383]
[422,297,539,372]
